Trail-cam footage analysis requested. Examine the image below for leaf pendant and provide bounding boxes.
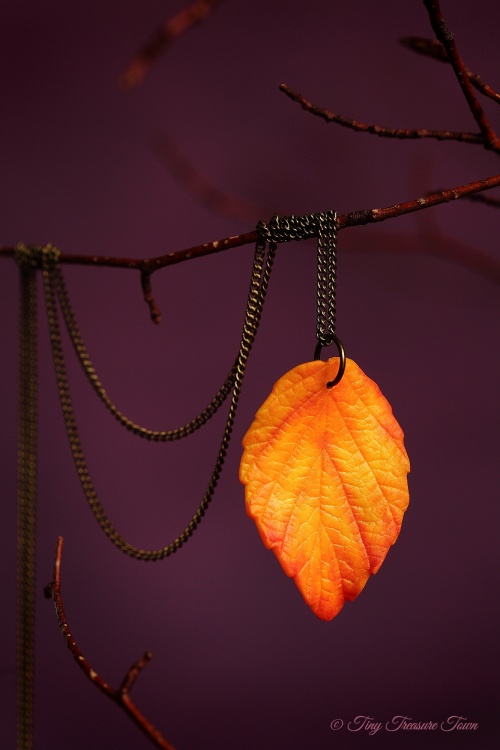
[239,358,410,621]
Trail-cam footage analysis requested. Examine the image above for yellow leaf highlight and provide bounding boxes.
[240,358,410,621]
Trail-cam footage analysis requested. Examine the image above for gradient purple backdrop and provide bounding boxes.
[1,1,499,748]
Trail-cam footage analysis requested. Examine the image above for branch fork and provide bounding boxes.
[44,538,175,750]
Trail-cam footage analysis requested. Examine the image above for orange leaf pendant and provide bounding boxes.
[240,357,410,621]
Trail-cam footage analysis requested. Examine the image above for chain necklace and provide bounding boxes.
[13,213,347,745]
[41,238,275,559]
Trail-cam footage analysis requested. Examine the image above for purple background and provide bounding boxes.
[1,1,499,748]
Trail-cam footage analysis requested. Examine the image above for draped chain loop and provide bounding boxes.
[14,219,341,568]
[50,262,238,441]
[41,239,276,560]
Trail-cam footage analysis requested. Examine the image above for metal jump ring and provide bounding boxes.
[313,333,346,388]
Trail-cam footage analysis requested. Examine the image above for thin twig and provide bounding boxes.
[2,172,500,320]
[356,173,500,224]
[119,0,226,89]
[44,537,175,750]
[2,172,500,269]
[141,269,162,325]
[279,83,483,145]
[400,37,500,105]
[347,227,500,285]
[151,132,271,224]
[466,192,500,208]
[423,0,500,150]
[427,188,500,211]
[3,171,500,321]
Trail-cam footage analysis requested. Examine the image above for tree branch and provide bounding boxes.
[44,537,175,750]
[2,172,500,322]
[3,172,500,268]
[423,0,500,149]
[466,192,500,208]
[4,3,500,325]
[3,172,499,322]
[119,0,226,89]
[355,226,500,285]
[279,83,484,145]
[151,132,271,224]
[400,36,500,105]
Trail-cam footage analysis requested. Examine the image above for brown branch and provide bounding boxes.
[119,0,226,89]
[427,187,500,211]
[423,0,500,150]
[141,269,162,325]
[3,173,500,265]
[400,37,500,105]
[466,192,500,208]
[151,132,272,224]
[279,83,483,145]
[0,232,258,272]
[44,537,175,750]
[347,227,500,285]
[355,173,500,225]
[3,172,500,321]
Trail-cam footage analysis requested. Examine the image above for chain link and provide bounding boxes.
[15,247,41,750]
[42,240,276,560]
[256,213,319,244]
[316,210,338,348]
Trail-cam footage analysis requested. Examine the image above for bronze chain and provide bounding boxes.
[256,211,338,347]
[13,214,335,747]
[315,210,338,348]
[255,212,344,385]
[51,263,238,440]
[15,246,41,750]
[13,237,276,746]
[41,239,276,560]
